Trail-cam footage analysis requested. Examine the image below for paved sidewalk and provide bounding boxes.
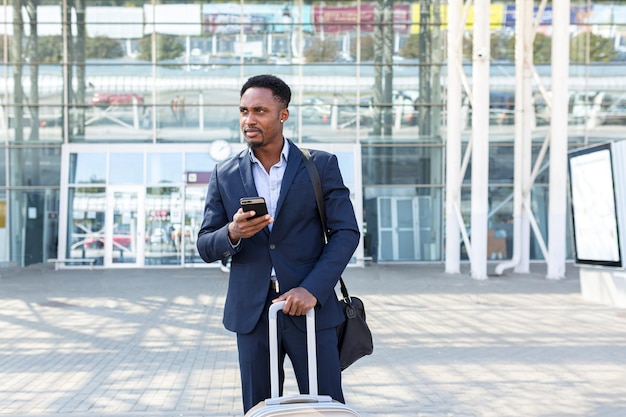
[1,263,626,417]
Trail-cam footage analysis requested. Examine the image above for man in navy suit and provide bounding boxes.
[196,74,360,413]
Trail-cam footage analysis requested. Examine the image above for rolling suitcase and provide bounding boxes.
[245,301,360,417]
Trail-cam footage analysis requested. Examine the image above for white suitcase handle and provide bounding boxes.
[268,301,332,404]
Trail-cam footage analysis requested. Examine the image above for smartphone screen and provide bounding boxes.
[240,197,268,219]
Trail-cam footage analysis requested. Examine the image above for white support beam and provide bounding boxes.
[470,0,490,280]
[445,0,463,274]
[495,0,534,275]
[547,0,570,280]
[515,0,535,273]
[62,0,69,143]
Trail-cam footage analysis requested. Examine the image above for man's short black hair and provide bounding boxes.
[240,74,291,109]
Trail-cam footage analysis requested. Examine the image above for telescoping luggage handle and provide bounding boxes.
[267,301,333,405]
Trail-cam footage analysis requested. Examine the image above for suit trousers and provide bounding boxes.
[236,285,344,413]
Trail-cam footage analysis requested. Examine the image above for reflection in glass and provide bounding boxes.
[335,152,355,184]
[2,0,621,270]
[186,152,216,173]
[363,187,442,262]
[361,145,443,186]
[111,190,139,264]
[459,185,549,261]
[0,190,6,263]
[69,153,106,184]
[147,152,183,184]
[67,187,106,264]
[145,187,182,265]
[110,153,144,184]
[0,149,5,185]
[185,186,208,265]
[9,148,62,186]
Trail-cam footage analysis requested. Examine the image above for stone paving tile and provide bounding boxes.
[1,263,625,417]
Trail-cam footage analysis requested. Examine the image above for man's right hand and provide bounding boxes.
[228,208,273,244]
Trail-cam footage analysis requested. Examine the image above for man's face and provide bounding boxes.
[239,87,288,149]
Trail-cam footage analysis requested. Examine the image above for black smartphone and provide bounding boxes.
[240,197,269,219]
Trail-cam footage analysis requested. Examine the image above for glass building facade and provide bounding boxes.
[1,0,625,268]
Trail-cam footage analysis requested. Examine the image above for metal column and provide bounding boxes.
[470,0,491,280]
[547,0,570,279]
[445,0,463,274]
[495,0,534,275]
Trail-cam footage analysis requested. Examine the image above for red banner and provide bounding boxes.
[313,4,410,34]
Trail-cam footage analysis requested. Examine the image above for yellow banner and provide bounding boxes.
[0,201,5,228]
[410,3,506,34]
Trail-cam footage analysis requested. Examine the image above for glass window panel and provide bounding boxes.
[111,190,139,265]
[72,103,152,143]
[5,0,623,268]
[0,190,5,229]
[398,231,416,260]
[9,148,61,186]
[335,152,355,184]
[11,190,59,266]
[361,145,443,186]
[0,148,5,185]
[486,186,515,262]
[69,153,106,184]
[86,6,143,41]
[145,187,182,266]
[417,193,439,261]
[597,92,626,127]
[67,187,106,264]
[74,62,151,142]
[0,190,6,264]
[489,91,515,126]
[463,144,553,185]
[299,97,331,125]
[460,185,551,261]
[39,105,64,142]
[153,84,238,142]
[364,187,442,262]
[380,230,393,260]
[489,145,514,184]
[397,199,414,228]
[109,153,144,185]
[186,152,217,173]
[184,186,208,265]
[379,198,392,228]
[147,152,183,184]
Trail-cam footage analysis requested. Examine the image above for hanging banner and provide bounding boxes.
[418,4,505,32]
[313,4,410,34]
[0,201,5,228]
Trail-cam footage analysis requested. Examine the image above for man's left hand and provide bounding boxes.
[273,287,317,316]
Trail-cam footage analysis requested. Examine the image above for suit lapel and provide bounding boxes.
[275,140,303,220]
[238,149,271,237]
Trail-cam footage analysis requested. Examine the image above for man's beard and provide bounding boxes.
[247,141,262,150]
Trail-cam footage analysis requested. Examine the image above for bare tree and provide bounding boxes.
[75,0,86,136]
[418,0,432,136]
[11,0,24,142]
[413,0,444,141]
[25,0,39,141]
[373,0,394,137]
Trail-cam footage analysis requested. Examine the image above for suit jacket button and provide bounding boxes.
[269,244,276,250]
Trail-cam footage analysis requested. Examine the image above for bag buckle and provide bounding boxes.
[345,304,357,319]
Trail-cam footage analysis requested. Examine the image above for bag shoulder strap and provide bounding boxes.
[300,148,326,240]
[300,148,350,300]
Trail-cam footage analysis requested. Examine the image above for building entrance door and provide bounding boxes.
[377,196,424,261]
[105,186,145,267]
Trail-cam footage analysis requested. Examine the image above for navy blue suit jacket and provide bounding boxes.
[197,139,360,335]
